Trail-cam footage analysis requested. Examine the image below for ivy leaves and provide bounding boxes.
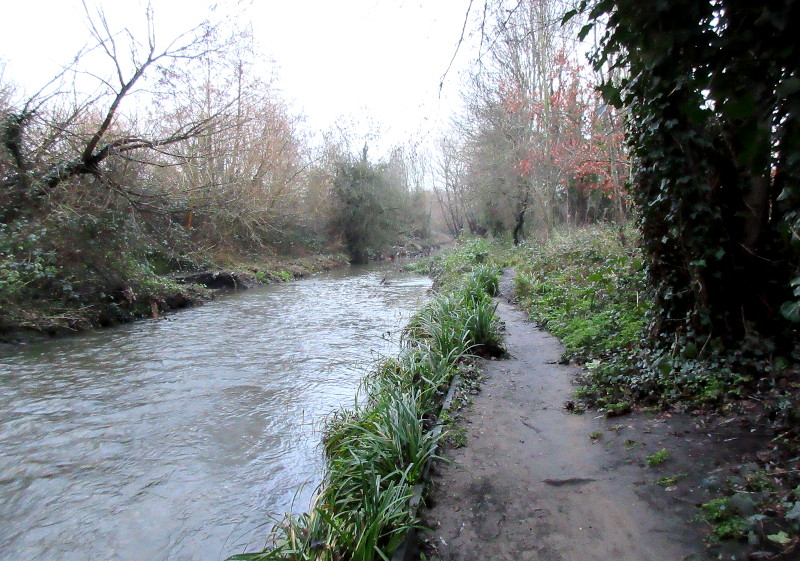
[578,0,799,353]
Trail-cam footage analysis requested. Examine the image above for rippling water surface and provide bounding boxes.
[0,264,431,561]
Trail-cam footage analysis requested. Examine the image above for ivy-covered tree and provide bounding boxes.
[576,0,800,357]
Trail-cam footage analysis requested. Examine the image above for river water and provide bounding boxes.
[0,264,431,561]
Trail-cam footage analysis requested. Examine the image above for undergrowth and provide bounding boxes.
[510,225,795,412]
[230,244,504,561]
[511,225,651,410]
[404,238,502,293]
[0,212,207,335]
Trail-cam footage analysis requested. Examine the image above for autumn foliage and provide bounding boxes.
[438,1,629,243]
[502,51,628,220]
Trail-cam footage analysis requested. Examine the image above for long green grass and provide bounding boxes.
[230,247,504,561]
[403,268,504,359]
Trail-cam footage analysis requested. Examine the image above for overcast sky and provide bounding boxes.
[0,0,478,157]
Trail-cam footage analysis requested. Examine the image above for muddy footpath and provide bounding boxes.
[418,275,767,561]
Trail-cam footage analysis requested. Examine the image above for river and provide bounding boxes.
[0,264,431,561]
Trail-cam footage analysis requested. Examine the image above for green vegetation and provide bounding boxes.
[512,226,646,362]
[645,449,670,467]
[440,362,482,450]
[510,225,798,412]
[693,470,800,548]
[698,497,750,541]
[444,421,468,449]
[331,148,431,265]
[577,0,799,392]
[656,473,688,487]
[230,246,503,561]
[407,238,505,293]
[512,226,654,406]
[404,284,504,359]
[0,209,207,333]
[254,269,295,283]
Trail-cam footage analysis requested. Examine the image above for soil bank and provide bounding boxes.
[0,253,350,344]
[419,276,762,561]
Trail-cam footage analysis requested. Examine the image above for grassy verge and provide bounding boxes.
[222,254,351,284]
[230,245,504,561]
[511,225,799,412]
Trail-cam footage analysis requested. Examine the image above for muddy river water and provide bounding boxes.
[0,264,431,561]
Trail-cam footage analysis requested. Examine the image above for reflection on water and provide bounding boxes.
[0,264,430,561]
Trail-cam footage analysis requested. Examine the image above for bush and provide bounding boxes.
[0,204,192,332]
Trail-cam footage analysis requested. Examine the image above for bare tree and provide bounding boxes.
[1,1,221,218]
[434,133,482,238]
[150,29,312,248]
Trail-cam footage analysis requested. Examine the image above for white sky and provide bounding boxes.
[0,0,478,158]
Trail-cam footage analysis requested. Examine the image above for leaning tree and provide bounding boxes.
[0,2,220,221]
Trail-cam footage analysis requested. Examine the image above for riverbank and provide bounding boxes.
[0,253,349,344]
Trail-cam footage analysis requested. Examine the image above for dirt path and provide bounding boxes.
[419,276,760,561]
